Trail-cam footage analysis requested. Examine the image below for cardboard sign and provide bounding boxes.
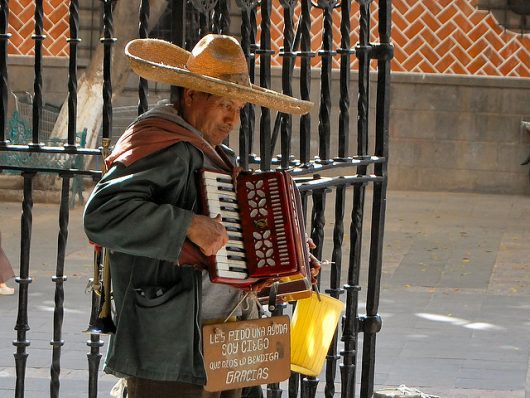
[202,316,291,392]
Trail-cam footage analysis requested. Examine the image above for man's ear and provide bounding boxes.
[183,88,194,106]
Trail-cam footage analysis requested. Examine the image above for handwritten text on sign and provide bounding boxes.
[202,316,291,392]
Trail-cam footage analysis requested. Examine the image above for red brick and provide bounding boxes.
[500,40,518,59]
[467,55,487,74]
[422,0,442,14]
[392,28,408,50]
[486,48,503,67]
[456,0,475,17]
[403,52,423,71]
[436,20,457,39]
[391,59,406,72]
[403,35,424,53]
[393,12,408,32]
[515,64,530,78]
[468,39,488,59]
[453,12,473,32]
[418,60,437,73]
[481,63,500,76]
[453,29,472,50]
[421,27,441,47]
[452,44,472,66]
[393,46,407,64]
[450,60,467,75]
[467,22,489,42]
[393,0,409,17]
[485,31,505,52]
[422,10,441,32]
[438,4,458,25]
[520,49,530,69]
[469,10,489,25]
[434,52,456,72]
[404,19,424,38]
[499,55,519,75]
[420,44,439,65]
[438,0,453,7]
[436,37,456,55]
[404,3,425,24]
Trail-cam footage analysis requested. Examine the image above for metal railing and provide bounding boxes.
[0,0,393,397]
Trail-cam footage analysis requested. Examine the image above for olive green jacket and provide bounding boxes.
[84,141,208,384]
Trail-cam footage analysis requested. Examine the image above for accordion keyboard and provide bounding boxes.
[201,170,249,281]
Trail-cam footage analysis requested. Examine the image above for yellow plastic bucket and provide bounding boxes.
[290,291,345,376]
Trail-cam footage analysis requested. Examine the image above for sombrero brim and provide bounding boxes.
[125,39,313,116]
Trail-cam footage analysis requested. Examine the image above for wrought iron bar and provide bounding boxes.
[238,1,256,170]
[289,372,300,398]
[31,0,45,146]
[14,172,35,398]
[359,1,392,397]
[303,188,328,397]
[279,0,295,170]
[101,0,116,140]
[325,186,346,398]
[87,334,104,398]
[50,175,71,398]
[138,0,150,115]
[298,0,313,165]
[248,7,257,158]
[257,0,273,171]
[213,0,230,34]
[337,0,352,159]
[0,144,101,155]
[170,0,186,103]
[66,0,80,147]
[316,1,337,163]
[0,0,10,144]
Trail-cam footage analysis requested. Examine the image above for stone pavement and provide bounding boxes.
[0,190,529,397]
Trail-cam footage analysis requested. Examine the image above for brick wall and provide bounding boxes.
[8,1,529,78]
[264,0,530,77]
[8,0,69,57]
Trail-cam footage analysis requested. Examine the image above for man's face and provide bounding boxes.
[182,90,246,146]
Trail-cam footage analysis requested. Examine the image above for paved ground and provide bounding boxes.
[0,189,529,397]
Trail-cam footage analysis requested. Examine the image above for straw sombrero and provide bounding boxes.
[125,34,313,115]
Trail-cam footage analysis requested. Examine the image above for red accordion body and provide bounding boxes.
[198,169,311,297]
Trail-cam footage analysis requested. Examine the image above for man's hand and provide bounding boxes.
[187,214,228,256]
[306,237,322,285]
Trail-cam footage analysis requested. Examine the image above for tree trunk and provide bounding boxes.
[50,0,168,150]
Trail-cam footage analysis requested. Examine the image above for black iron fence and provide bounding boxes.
[0,0,392,397]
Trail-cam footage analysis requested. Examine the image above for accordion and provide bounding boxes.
[198,169,312,301]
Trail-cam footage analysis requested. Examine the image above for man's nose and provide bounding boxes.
[225,110,239,125]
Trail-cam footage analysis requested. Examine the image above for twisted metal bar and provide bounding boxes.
[66,0,81,148]
[239,4,254,170]
[101,0,116,140]
[325,186,345,398]
[0,0,10,144]
[31,0,45,146]
[138,0,150,115]
[303,188,328,398]
[213,0,230,34]
[257,0,272,171]
[316,1,337,163]
[14,173,35,398]
[298,0,313,165]
[279,0,295,170]
[337,0,352,159]
[359,1,392,397]
[50,176,71,398]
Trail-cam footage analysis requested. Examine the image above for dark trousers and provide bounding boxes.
[127,377,242,398]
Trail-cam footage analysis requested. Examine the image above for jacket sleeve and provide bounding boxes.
[83,143,201,262]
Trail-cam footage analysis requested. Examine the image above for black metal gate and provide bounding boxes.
[0,0,392,397]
